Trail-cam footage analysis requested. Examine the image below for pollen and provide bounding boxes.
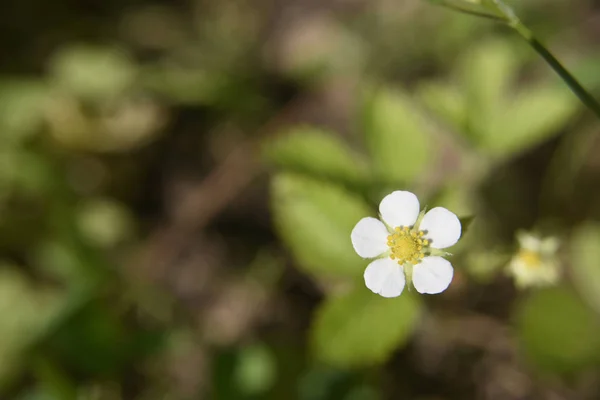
[518,249,541,269]
[387,227,430,266]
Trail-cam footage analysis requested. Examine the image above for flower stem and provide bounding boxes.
[484,0,600,218]
[433,1,503,21]
[489,0,600,119]
[430,0,600,119]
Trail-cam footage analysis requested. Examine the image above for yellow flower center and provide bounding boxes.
[387,226,430,266]
[518,249,541,269]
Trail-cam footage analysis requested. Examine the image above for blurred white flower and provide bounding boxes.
[508,231,560,288]
[351,191,462,298]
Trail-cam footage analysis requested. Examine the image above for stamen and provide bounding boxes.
[387,226,429,266]
[518,249,542,269]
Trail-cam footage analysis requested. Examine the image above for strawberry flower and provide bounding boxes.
[351,191,462,297]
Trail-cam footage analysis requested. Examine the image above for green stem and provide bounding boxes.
[435,2,504,21]
[485,0,600,218]
[490,0,600,119]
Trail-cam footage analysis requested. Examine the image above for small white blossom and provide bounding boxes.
[351,190,462,298]
[507,231,560,288]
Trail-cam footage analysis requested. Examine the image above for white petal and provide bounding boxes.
[364,258,406,298]
[379,191,420,229]
[540,237,559,254]
[351,217,389,258]
[412,256,454,294]
[420,207,461,249]
[517,232,541,252]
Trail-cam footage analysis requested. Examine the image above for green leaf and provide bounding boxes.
[76,198,135,249]
[516,287,600,373]
[344,386,380,400]
[298,366,348,400]
[0,79,49,144]
[0,265,64,382]
[417,82,467,132]
[571,224,600,316]
[45,301,162,378]
[234,344,277,395]
[482,86,578,156]
[271,173,371,278]
[263,127,370,186]
[32,357,78,400]
[460,39,519,140]
[17,388,56,400]
[572,54,600,90]
[363,87,433,183]
[311,287,421,367]
[0,149,55,197]
[433,185,475,219]
[458,215,475,235]
[49,44,136,101]
[141,66,225,105]
[482,86,577,155]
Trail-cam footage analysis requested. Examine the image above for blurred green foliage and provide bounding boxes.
[362,87,433,183]
[419,39,579,157]
[49,45,136,102]
[1,0,600,398]
[311,288,421,367]
[570,224,600,316]
[264,127,370,187]
[516,287,600,373]
[272,173,370,278]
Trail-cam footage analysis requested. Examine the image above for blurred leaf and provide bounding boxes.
[363,88,433,183]
[17,388,56,400]
[311,287,421,367]
[516,287,600,373]
[212,348,240,400]
[0,265,64,383]
[482,86,578,156]
[571,224,600,316]
[76,198,135,249]
[0,79,49,144]
[461,39,519,140]
[459,215,475,235]
[433,185,476,219]
[49,45,136,101]
[272,173,372,278]
[264,127,370,186]
[32,357,78,400]
[45,302,163,378]
[0,150,55,197]
[45,305,127,377]
[455,39,579,156]
[344,386,380,400]
[465,251,510,283]
[417,82,467,132]
[33,240,94,286]
[141,65,221,105]
[572,54,600,90]
[234,343,277,396]
[269,339,307,399]
[298,366,349,400]
[45,95,166,153]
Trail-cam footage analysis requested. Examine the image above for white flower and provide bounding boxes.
[507,231,560,288]
[351,190,462,298]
